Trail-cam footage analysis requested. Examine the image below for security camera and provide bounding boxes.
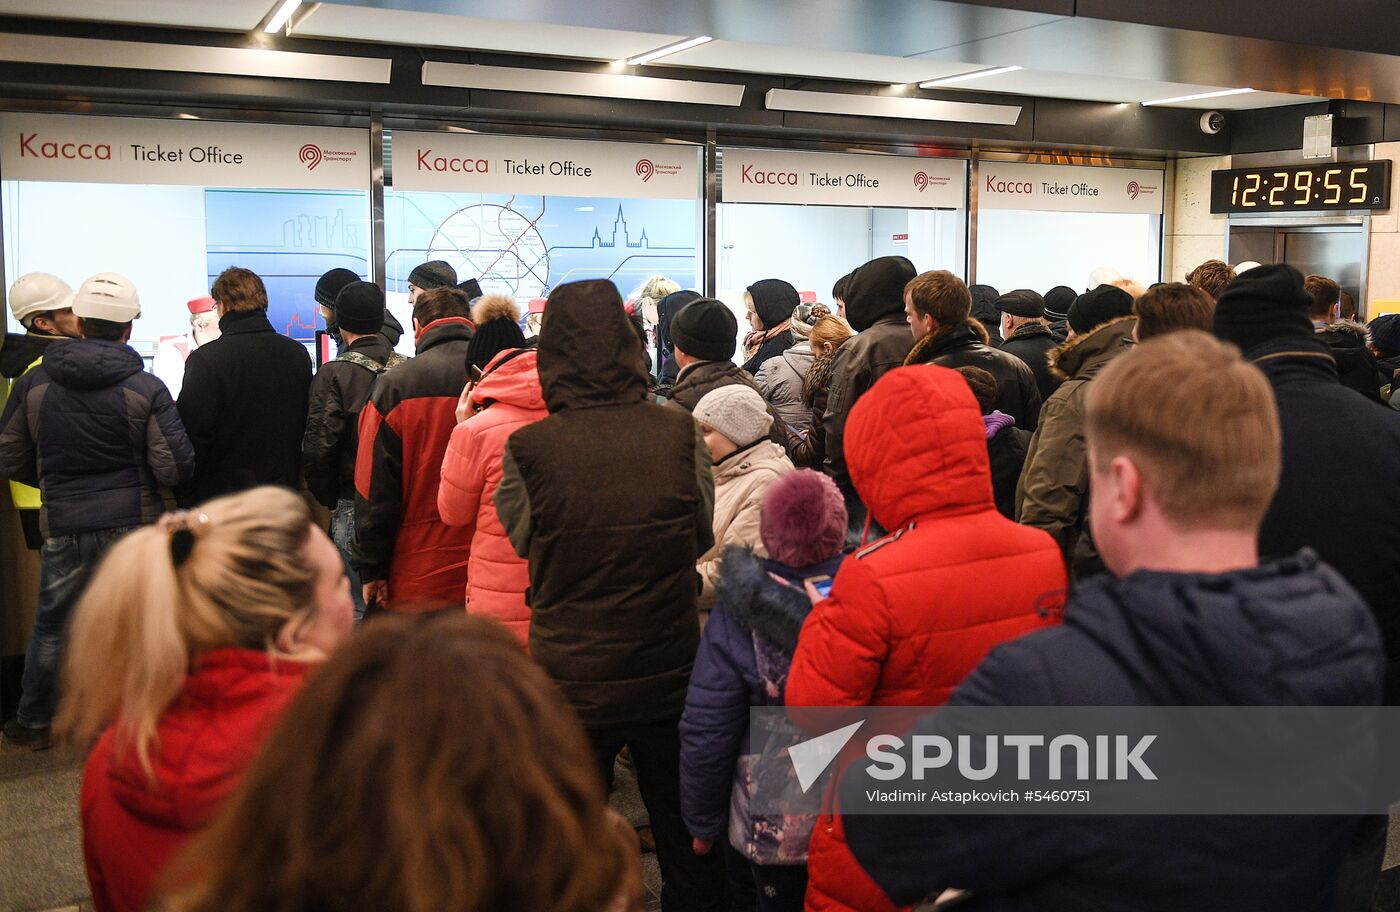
[1200,111,1225,135]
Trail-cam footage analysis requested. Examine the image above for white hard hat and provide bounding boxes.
[1234,261,1263,274]
[8,272,73,324]
[71,273,141,322]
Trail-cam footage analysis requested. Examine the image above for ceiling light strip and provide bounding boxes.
[423,61,743,107]
[765,88,1021,126]
[1140,87,1255,106]
[918,65,1022,88]
[0,33,391,84]
[263,0,302,34]
[624,36,713,66]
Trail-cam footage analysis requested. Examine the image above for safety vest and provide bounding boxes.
[2,354,43,510]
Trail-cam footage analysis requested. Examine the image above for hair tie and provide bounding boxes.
[159,510,210,567]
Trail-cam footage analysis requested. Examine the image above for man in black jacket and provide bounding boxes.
[176,267,311,506]
[845,332,1383,912]
[903,270,1041,430]
[303,281,403,622]
[995,288,1061,401]
[1215,264,1400,911]
[496,279,724,912]
[822,255,918,539]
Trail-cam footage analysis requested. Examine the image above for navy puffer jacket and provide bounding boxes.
[680,546,844,861]
[844,551,1384,912]
[0,339,194,537]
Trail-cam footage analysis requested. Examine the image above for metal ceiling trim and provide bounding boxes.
[0,32,392,84]
[421,61,745,107]
[765,88,1022,127]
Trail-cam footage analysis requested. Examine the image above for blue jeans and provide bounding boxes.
[17,526,134,728]
[330,499,367,623]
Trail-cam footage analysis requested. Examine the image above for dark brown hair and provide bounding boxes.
[1304,274,1341,320]
[832,272,852,304]
[1133,283,1216,341]
[1185,260,1235,302]
[78,317,129,342]
[211,267,268,314]
[955,365,998,414]
[412,285,473,327]
[160,614,632,912]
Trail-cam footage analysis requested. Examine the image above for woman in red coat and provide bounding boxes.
[439,339,548,646]
[785,365,1068,912]
[57,486,355,912]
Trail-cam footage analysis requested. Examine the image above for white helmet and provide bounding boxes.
[71,273,140,323]
[8,272,73,324]
[1234,261,1263,274]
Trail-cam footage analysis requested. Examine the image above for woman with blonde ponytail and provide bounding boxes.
[58,486,355,912]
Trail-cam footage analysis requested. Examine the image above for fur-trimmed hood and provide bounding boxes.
[1317,319,1369,348]
[903,318,989,367]
[714,546,843,655]
[1047,315,1136,381]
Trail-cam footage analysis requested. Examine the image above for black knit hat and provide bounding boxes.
[315,268,360,308]
[671,298,738,362]
[408,260,457,291]
[458,277,484,300]
[466,294,526,370]
[844,256,917,332]
[1068,284,1134,334]
[1043,285,1076,321]
[747,279,800,329]
[1213,264,1315,355]
[334,281,385,335]
[995,289,1045,318]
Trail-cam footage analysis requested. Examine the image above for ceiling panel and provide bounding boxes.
[907,16,1400,105]
[307,0,1068,60]
[0,0,270,31]
[658,40,974,85]
[295,3,684,61]
[939,69,1318,109]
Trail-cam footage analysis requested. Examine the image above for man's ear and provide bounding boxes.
[1109,454,1144,525]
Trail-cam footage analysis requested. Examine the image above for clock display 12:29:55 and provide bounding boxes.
[1209,160,1392,214]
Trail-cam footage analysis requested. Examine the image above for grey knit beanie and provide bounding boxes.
[693,385,773,448]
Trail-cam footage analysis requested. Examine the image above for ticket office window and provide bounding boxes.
[384,153,702,356]
[716,201,965,350]
[975,209,1162,294]
[2,180,371,390]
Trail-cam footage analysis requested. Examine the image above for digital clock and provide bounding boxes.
[1209,161,1391,214]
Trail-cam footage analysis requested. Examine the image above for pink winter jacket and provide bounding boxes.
[438,349,547,644]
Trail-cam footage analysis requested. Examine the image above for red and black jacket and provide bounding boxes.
[353,317,473,609]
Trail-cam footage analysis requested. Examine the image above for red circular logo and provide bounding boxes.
[636,159,656,182]
[1127,180,1141,200]
[914,171,930,192]
[299,144,324,171]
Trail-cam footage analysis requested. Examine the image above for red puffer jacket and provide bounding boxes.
[80,649,315,912]
[438,349,547,645]
[787,364,1067,912]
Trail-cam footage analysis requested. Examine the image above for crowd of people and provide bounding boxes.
[0,249,1398,912]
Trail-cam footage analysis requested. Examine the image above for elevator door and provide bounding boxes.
[1281,228,1365,310]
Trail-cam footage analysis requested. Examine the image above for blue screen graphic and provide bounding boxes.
[204,188,371,341]
[385,191,698,301]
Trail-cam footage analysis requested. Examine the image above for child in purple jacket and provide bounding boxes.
[679,469,848,912]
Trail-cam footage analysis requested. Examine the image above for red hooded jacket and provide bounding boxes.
[438,348,548,644]
[786,365,1066,912]
[80,649,314,912]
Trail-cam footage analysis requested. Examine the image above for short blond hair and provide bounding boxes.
[1086,331,1280,530]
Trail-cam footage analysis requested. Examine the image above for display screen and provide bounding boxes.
[1209,161,1391,213]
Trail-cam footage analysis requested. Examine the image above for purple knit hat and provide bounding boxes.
[760,470,847,569]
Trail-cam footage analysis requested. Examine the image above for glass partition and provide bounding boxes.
[974,161,1165,294]
[0,113,371,393]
